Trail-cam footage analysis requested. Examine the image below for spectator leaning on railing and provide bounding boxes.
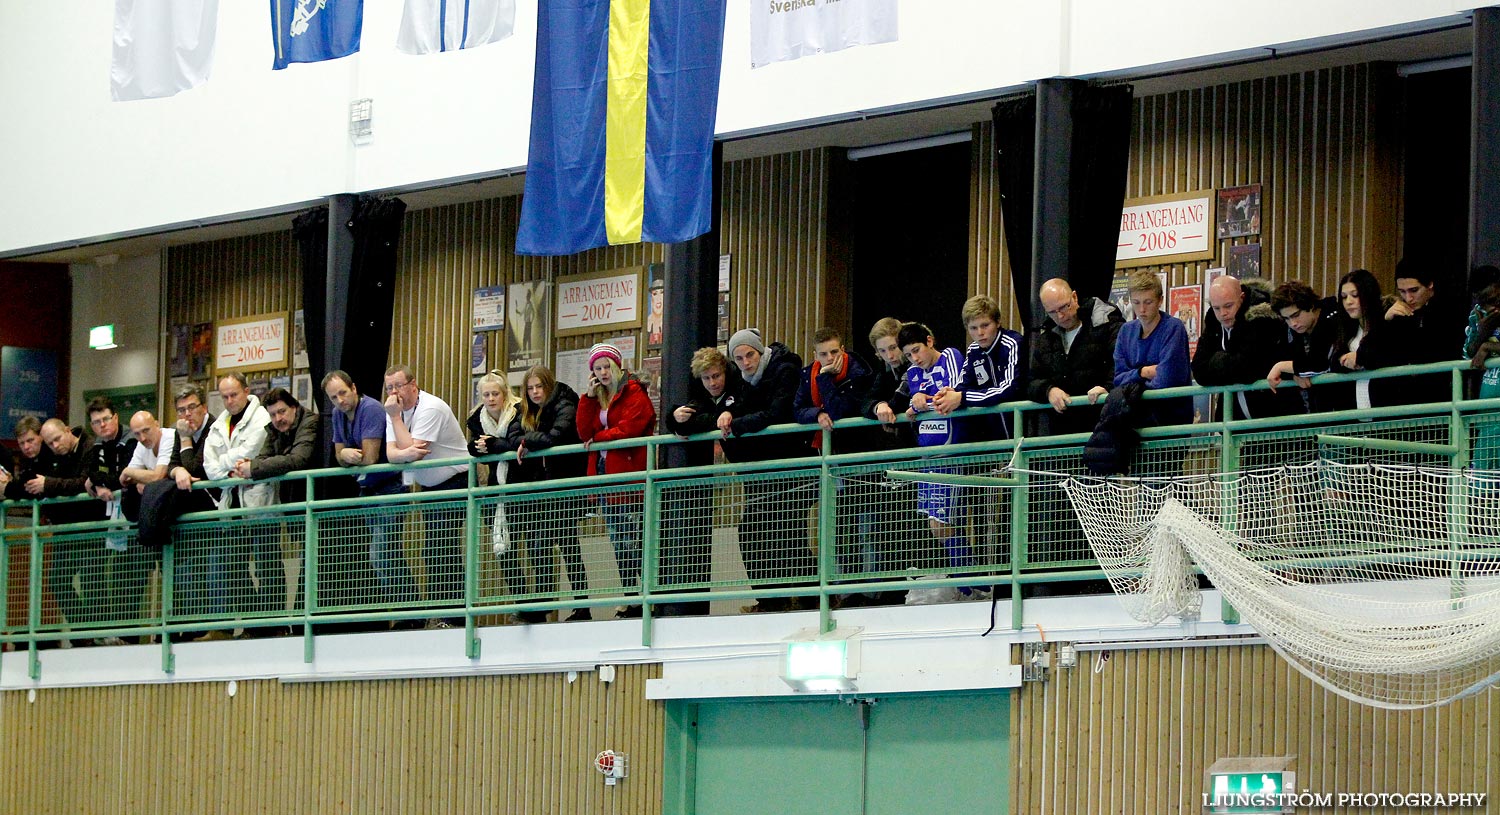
[1028,279,1123,436]
[1268,280,1350,414]
[1113,270,1192,426]
[1192,276,1293,421]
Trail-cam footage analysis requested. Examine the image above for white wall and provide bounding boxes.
[69,253,162,424]
[0,0,1485,255]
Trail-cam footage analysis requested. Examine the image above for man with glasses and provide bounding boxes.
[383,365,468,626]
[1026,278,1123,436]
[167,384,218,513]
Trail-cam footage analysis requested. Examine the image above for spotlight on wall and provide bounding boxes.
[782,628,861,693]
[89,324,118,350]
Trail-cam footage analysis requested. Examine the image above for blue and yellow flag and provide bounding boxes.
[516,0,727,256]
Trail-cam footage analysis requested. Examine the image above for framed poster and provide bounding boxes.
[1169,284,1203,356]
[507,279,551,386]
[1216,184,1262,239]
[169,325,191,377]
[1227,244,1262,279]
[292,309,309,369]
[472,286,506,332]
[214,312,288,375]
[1203,267,1227,308]
[1115,190,1216,269]
[645,263,666,351]
[190,322,213,379]
[292,373,316,412]
[554,347,591,397]
[555,267,644,337]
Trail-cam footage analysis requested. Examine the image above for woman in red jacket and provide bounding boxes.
[574,343,657,607]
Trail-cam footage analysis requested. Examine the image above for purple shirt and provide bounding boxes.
[332,394,394,486]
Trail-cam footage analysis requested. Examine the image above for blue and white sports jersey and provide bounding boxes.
[905,347,965,447]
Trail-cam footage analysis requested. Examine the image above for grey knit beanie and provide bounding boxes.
[727,328,766,356]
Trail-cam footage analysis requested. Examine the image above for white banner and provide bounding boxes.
[214,312,287,375]
[555,268,643,336]
[1115,190,1216,268]
[750,0,898,69]
[111,0,219,101]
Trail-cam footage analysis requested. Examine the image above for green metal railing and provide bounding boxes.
[1,359,1496,677]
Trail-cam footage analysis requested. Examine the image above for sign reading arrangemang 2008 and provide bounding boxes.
[555,268,644,337]
[1115,190,1216,268]
[215,312,288,375]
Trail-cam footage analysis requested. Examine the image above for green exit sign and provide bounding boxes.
[1205,771,1295,814]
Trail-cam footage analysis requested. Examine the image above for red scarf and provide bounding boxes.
[808,357,850,449]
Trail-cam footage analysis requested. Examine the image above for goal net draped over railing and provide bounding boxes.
[1061,462,1500,709]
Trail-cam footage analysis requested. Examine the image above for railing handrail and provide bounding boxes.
[3,356,1489,513]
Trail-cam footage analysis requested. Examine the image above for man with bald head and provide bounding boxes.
[36,416,107,639]
[1026,278,1124,435]
[1192,275,1292,419]
[120,411,174,492]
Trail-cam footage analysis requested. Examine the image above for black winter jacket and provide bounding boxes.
[504,382,587,483]
[725,342,812,463]
[1192,280,1298,419]
[1028,296,1123,435]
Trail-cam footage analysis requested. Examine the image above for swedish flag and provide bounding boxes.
[516,0,726,256]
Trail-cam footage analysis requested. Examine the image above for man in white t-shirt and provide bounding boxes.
[383,365,470,624]
[120,411,175,492]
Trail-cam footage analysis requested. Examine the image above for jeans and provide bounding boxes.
[364,479,417,605]
[602,499,643,591]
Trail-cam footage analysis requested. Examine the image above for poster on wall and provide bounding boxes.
[555,268,643,336]
[645,263,665,351]
[1227,244,1262,279]
[270,375,291,393]
[717,292,731,344]
[718,254,731,292]
[292,374,316,413]
[471,333,488,375]
[1115,190,1216,269]
[1216,184,1262,239]
[640,355,663,432]
[1169,285,1203,356]
[191,322,213,379]
[472,286,506,332]
[214,312,287,375]
[1108,275,1133,323]
[507,279,550,386]
[554,347,591,398]
[1203,267,1227,307]
[292,309,309,369]
[170,325,191,377]
[0,347,57,427]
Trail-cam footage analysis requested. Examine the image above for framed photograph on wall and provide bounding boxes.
[1227,244,1262,279]
[1216,184,1262,239]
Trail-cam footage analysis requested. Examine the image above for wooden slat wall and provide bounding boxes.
[1124,63,1399,295]
[968,121,1024,333]
[720,149,829,354]
[967,63,1401,320]
[1011,643,1497,812]
[0,664,663,814]
[163,231,302,411]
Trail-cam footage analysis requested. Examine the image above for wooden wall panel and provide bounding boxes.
[968,63,1401,327]
[968,121,1024,333]
[1010,643,1498,812]
[719,149,829,355]
[0,664,663,815]
[1122,63,1399,296]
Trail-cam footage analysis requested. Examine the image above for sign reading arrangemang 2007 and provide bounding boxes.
[1115,190,1216,268]
[215,312,288,375]
[555,268,643,337]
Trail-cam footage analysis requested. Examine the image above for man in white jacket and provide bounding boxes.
[191,373,273,632]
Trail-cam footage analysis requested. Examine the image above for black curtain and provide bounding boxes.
[295,195,406,470]
[993,85,1133,327]
[992,95,1037,330]
[1066,85,1134,303]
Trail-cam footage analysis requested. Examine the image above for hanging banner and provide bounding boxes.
[269,0,364,70]
[751,0,898,69]
[1115,190,1216,268]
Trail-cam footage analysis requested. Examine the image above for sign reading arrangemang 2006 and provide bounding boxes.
[1115,190,1216,268]
[555,268,643,337]
[215,312,288,375]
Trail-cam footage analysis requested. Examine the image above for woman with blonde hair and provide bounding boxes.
[574,343,657,614]
[504,364,590,621]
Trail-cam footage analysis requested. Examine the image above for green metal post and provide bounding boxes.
[1008,445,1028,631]
[465,461,481,659]
[641,439,659,648]
[1450,368,1469,604]
[1219,415,1240,625]
[302,473,317,663]
[28,502,41,680]
[0,527,7,676]
[817,429,836,634]
[161,536,176,674]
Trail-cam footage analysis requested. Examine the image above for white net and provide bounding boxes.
[1061,461,1500,710]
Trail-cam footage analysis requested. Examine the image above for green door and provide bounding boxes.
[671,692,1009,815]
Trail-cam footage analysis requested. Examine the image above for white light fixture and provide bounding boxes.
[89,324,117,350]
[782,628,861,693]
